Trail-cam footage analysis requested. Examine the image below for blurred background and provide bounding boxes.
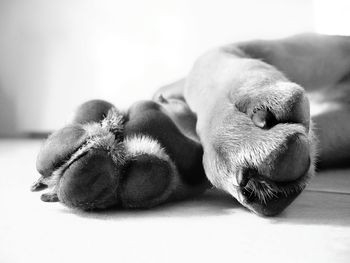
[0,0,349,136]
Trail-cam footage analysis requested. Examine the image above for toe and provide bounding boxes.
[36,125,88,177]
[57,149,119,210]
[31,177,48,192]
[71,100,115,124]
[41,192,59,202]
[120,154,173,208]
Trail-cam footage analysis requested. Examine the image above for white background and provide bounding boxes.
[0,0,349,135]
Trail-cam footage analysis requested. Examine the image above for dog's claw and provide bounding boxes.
[41,193,59,202]
[31,178,48,192]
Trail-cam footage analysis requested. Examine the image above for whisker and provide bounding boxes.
[243,175,307,204]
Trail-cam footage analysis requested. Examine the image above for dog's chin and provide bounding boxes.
[238,186,303,216]
[234,174,309,216]
[221,166,311,216]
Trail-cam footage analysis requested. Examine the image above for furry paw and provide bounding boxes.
[32,100,206,211]
[203,82,315,216]
[33,101,125,210]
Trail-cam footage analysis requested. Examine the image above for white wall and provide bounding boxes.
[313,0,350,35]
[0,0,315,135]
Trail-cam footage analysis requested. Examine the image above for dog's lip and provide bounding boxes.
[240,186,304,216]
[236,168,307,205]
[237,177,307,217]
[238,166,306,189]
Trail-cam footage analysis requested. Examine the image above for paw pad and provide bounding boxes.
[32,101,180,210]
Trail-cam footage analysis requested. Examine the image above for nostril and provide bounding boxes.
[262,134,310,182]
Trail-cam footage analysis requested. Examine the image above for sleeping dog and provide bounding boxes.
[31,33,350,216]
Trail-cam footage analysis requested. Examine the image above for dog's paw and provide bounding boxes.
[204,82,315,216]
[32,100,189,211]
[33,101,126,210]
[120,135,179,208]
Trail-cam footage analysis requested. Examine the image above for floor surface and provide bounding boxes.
[1,139,349,263]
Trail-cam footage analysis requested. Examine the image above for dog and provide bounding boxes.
[32,33,350,216]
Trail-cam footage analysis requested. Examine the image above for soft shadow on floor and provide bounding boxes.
[59,189,350,227]
[272,190,350,227]
[59,189,243,220]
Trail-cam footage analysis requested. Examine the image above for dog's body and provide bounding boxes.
[154,33,350,215]
[33,34,350,216]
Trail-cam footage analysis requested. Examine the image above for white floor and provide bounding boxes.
[1,139,350,263]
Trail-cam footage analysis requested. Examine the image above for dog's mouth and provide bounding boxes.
[236,166,312,216]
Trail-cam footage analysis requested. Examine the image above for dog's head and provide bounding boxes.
[154,93,316,217]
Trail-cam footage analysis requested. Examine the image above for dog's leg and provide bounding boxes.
[235,34,350,90]
[313,108,350,169]
[309,82,350,169]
